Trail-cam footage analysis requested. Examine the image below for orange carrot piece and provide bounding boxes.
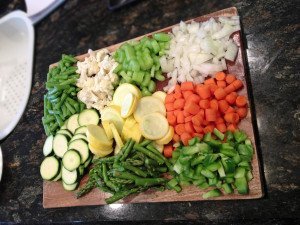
[165,103,174,111]
[197,86,211,99]
[177,111,185,124]
[227,124,237,132]
[184,115,193,123]
[209,84,218,94]
[189,94,200,103]
[216,123,227,133]
[218,100,229,113]
[202,120,209,126]
[175,124,186,135]
[214,88,227,100]
[224,112,239,124]
[236,95,247,107]
[199,109,205,117]
[199,99,210,109]
[181,82,194,91]
[191,113,203,126]
[175,84,181,93]
[193,125,203,133]
[173,134,180,142]
[174,110,181,116]
[210,99,219,111]
[183,91,194,100]
[217,80,227,88]
[236,107,248,118]
[185,102,200,115]
[165,94,175,103]
[204,78,216,85]
[205,108,217,122]
[180,132,192,146]
[232,79,243,90]
[203,125,214,133]
[216,117,225,124]
[183,110,191,117]
[167,114,177,126]
[163,145,173,158]
[224,84,235,94]
[215,72,226,81]
[225,92,238,105]
[173,98,185,109]
[174,91,182,99]
[185,122,195,134]
[225,74,236,84]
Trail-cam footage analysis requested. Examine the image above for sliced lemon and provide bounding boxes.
[113,83,142,107]
[156,126,174,145]
[101,106,124,134]
[86,125,113,147]
[140,112,169,140]
[109,122,124,148]
[102,121,113,140]
[121,93,138,118]
[152,91,167,103]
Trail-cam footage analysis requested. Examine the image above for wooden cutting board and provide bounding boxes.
[43,7,264,208]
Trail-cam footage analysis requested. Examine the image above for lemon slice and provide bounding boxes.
[113,83,142,107]
[121,93,138,118]
[140,112,169,140]
[86,125,113,147]
[152,91,167,103]
[156,126,174,145]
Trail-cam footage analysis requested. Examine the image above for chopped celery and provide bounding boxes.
[222,183,233,194]
[206,162,220,172]
[234,177,249,194]
[201,169,215,179]
[234,131,247,143]
[203,132,212,142]
[202,189,222,199]
[234,167,246,178]
[213,128,225,140]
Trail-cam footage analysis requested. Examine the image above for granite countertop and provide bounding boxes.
[0,0,299,224]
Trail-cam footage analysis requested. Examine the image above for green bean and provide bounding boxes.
[43,115,55,124]
[61,104,67,119]
[134,146,164,165]
[74,103,80,112]
[148,80,156,92]
[62,54,77,63]
[65,102,76,114]
[79,102,85,112]
[66,87,75,94]
[50,97,60,104]
[61,66,77,76]
[153,33,171,42]
[54,114,64,126]
[54,84,71,91]
[49,122,59,132]
[48,109,60,115]
[58,78,77,86]
[66,97,77,105]
[54,93,68,110]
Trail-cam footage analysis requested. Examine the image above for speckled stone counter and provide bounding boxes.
[0,0,299,224]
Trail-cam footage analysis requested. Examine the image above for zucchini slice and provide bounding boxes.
[62,181,78,191]
[53,167,62,181]
[62,166,78,185]
[78,109,99,126]
[70,134,87,142]
[40,156,60,180]
[43,135,54,156]
[67,114,80,134]
[68,139,90,163]
[74,126,87,135]
[56,129,73,139]
[53,134,69,158]
[83,154,93,168]
[78,165,85,176]
[62,150,81,171]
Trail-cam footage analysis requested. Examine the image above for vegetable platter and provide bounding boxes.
[42,7,263,208]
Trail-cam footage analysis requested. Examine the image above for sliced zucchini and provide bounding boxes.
[43,135,54,156]
[70,134,88,142]
[40,156,60,180]
[63,181,78,191]
[53,134,69,158]
[83,154,92,168]
[68,139,90,163]
[78,109,99,126]
[57,129,73,139]
[62,150,81,171]
[75,126,87,135]
[78,165,85,176]
[62,166,78,185]
[53,167,62,181]
[67,114,80,134]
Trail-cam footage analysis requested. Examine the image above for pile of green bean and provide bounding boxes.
[113,33,171,96]
[77,139,173,204]
[42,55,85,136]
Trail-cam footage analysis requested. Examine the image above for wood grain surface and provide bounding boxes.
[44,7,263,208]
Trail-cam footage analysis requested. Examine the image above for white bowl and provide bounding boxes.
[0,11,34,140]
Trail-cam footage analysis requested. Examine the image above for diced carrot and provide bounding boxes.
[199,99,210,109]
[225,106,235,114]
[194,133,203,140]
[210,99,219,111]
[181,82,194,91]
[195,84,203,94]
[225,92,238,105]
[199,109,205,117]
[209,84,219,94]
[185,122,195,134]
[173,110,180,116]
[184,115,193,123]
[202,120,209,126]
[217,80,227,88]
[232,79,243,90]
[218,100,229,113]
[175,124,186,135]
[183,110,191,117]
[216,117,225,124]
[236,107,248,118]
[165,94,175,103]
[193,125,203,133]
[224,84,235,94]
[165,103,174,111]
[204,78,216,85]
[236,95,247,107]
[167,111,174,117]
[173,134,180,142]
[203,125,214,133]
[205,108,217,122]
[191,113,203,126]
[173,98,185,109]
[216,123,227,133]
[234,113,240,124]
[163,145,173,158]
[177,111,185,124]
[225,74,236,84]
[174,91,182,99]
[185,102,200,115]
[215,72,226,81]
[196,86,211,99]
[189,94,200,104]
[214,88,227,100]
[183,91,194,100]
[224,112,239,124]
[175,84,181,93]
[227,124,237,132]
[180,132,192,146]
[167,114,177,126]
